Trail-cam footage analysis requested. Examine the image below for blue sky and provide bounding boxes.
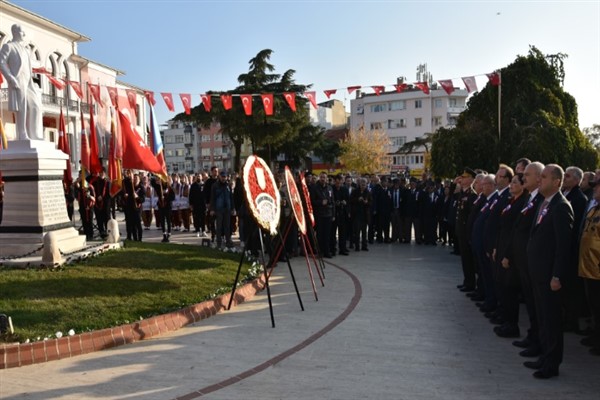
[10,0,600,129]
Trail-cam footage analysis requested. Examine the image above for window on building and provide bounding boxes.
[370,104,386,113]
[389,100,406,111]
[201,148,211,156]
[165,136,175,144]
[448,117,457,125]
[185,162,192,171]
[214,134,222,142]
[184,132,192,143]
[415,117,422,127]
[175,149,184,157]
[166,150,173,157]
[202,134,211,142]
[449,98,457,107]
[370,122,383,130]
[433,116,442,126]
[434,99,443,108]
[390,136,407,147]
[388,119,406,129]
[213,147,222,155]
[415,100,422,109]
[175,135,184,143]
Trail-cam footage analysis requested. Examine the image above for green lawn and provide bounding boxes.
[0,241,255,343]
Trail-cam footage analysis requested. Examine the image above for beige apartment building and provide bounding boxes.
[350,86,468,176]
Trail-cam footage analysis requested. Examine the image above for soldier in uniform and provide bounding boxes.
[455,168,478,291]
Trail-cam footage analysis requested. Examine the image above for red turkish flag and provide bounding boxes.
[394,83,408,93]
[438,80,455,95]
[240,95,253,115]
[283,92,296,112]
[46,74,65,90]
[68,81,83,100]
[220,94,233,110]
[414,82,430,94]
[80,109,90,171]
[180,93,192,115]
[200,94,212,112]
[372,86,385,96]
[347,86,361,94]
[161,92,175,112]
[88,105,103,174]
[462,76,478,93]
[324,89,336,99]
[88,83,102,104]
[304,91,317,109]
[106,86,119,107]
[144,90,156,106]
[487,72,501,86]
[261,94,274,116]
[118,110,164,175]
[125,89,137,110]
[58,107,72,185]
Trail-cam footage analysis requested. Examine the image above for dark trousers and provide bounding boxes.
[316,215,332,256]
[516,250,539,344]
[391,210,402,242]
[79,207,94,240]
[353,217,368,249]
[456,224,476,288]
[377,212,391,241]
[94,205,109,236]
[125,207,143,241]
[159,207,172,234]
[332,214,348,253]
[404,216,422,243]
[368,212,378,243]
[533,281,563,371]
[192,206,206,232]
[585,278,600,341]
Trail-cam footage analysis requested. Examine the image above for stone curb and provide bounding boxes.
[0,275,265,369]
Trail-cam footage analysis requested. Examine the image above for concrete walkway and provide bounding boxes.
[1,226,600,399]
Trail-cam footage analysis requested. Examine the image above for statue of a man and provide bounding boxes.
[0,24,43,141]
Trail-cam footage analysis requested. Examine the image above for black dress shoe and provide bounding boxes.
[484,311,499,319]
[580,336,600,347]
[513,338,532,348]
[490,316,505,325]
[479,305,496,313]
[495,325,520,338]
[456,284,465,289]
[533,369,559,379]
[339,251,349,256]
[523,360,543,370]
[520,346,541,357]
[460,286,475,292]
[470,294,485,301]
[466,292,479,298]
[361,247,369,251]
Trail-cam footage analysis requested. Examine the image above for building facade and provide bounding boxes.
[350,86,468,176]
[0,1,150,173]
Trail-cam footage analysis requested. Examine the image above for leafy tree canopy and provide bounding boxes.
[430,46,598,177]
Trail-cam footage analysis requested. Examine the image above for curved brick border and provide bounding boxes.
[0,276,265,369]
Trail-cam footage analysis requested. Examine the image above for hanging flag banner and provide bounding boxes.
[261,94,274,115]
[438,80,455,95]
[487,72,501,86]
[220,94,233,110]
[462,76,478,93]
[126,89,137,111]
[240,94,253,115]
[324,89,337,99]
[372,85,385,96]
[106,86,119,107]
[67,80,84,100]
[243,155,281,235]
[179,93,192,115]
[394,83,408,93]
[414,82,430,95]
[347,86,361,94]
[144,90,157,106]
[161,92,175,112]
[200,94,212,112]
[88,83,102,104]
[283,92,296,112]
[304,91,317,109]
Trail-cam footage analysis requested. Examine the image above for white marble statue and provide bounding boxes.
[0,24,43,141]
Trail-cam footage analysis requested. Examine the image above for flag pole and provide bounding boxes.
[498,71,502,140]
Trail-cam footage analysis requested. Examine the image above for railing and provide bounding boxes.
[41,94,79,112]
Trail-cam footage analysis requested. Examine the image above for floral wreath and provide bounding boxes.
[243,155,281,235]
[285,166,306,235]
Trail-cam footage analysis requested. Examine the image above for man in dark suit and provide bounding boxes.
[455,168,478,291]
[562,166,589,333]
[525,164,574,379]
[504,162,545,357]
[405,177,424,244]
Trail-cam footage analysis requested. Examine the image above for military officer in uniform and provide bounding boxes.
[456,168,478,291]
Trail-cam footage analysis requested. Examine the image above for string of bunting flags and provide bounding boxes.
[20,69,501,116]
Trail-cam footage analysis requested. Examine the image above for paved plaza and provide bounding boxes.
[1,222,600,399]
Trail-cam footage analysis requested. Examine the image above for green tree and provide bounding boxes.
[429,46,598,177]
[176,50,324,171]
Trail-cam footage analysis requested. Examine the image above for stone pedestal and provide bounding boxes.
[0,140,86,258]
